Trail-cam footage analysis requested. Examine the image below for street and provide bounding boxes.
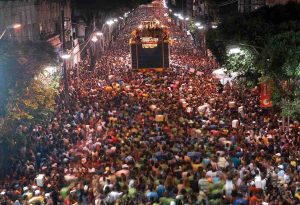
[1,0,299,205]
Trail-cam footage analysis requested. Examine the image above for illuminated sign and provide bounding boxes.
[141,37,158,48]
[141,20,160,28]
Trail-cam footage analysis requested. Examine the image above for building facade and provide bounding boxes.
[238,0,266,13]
[0,0,72,47]
[238,0,300,12]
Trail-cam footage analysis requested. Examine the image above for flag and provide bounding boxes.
[260,81,272,108]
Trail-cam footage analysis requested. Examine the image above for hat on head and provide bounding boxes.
[34,190,40,196]
[122,164,129,169]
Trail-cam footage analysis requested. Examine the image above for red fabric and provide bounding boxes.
[260,81,272,108]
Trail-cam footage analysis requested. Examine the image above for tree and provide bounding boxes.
[225,47,259,87]
[257,32,300,118]
[206,3,300,119]
[0,40,57,177]
[206,2,300,64]
[0,40,57,143]
[0,41,56,116]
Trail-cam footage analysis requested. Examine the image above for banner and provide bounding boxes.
[260,81,272,108]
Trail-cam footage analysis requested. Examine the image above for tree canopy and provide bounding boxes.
[0,41,56,116]
[0,40,57,146]
[206,2,300,64]
[206,2,300,118]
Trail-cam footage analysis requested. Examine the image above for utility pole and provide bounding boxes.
[60,3,69,104]
[91,17,96,70]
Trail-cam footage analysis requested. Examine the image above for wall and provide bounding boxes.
[0,0,71,42]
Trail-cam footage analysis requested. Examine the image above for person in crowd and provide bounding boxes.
[0,1,299,205]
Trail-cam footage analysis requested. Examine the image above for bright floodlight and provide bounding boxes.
[91,36,98,42]
[106,20,114,26]
[174,13,179,16]
[96,32,103,36]
[11,24,21,29]
[114,18,118,22]
[0,23,22,39]
[212,25,218,29]
[228,47,241,54]
[61,54,71,59]
[178,15,184,20]
[195,22,201,26]
[198,26,204,29]
[185,17,189,21]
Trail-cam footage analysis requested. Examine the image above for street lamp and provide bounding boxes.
[229,44,260,54]
[96,32,103,36]
[61,53,71,59]
[91,36,98,42]
[197,25,207,56]
[185,17,189,21]
[0,23,21,40]
[195,22,201,27]
[113,18,118,22]
[228,47,241,54]
[11,24,21,29]
[106,20,114,26]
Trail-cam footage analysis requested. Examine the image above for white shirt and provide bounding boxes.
[254,175,262,189]
[106,191,123,203]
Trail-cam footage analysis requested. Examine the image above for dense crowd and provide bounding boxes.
[1,0,300,205]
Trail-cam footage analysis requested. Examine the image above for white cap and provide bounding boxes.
[278,165,284,169]
[45,193,50,198]
[122,164,129,169]
[35,190,41,196]
[32,185,37,190]
[23,186,28,192]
